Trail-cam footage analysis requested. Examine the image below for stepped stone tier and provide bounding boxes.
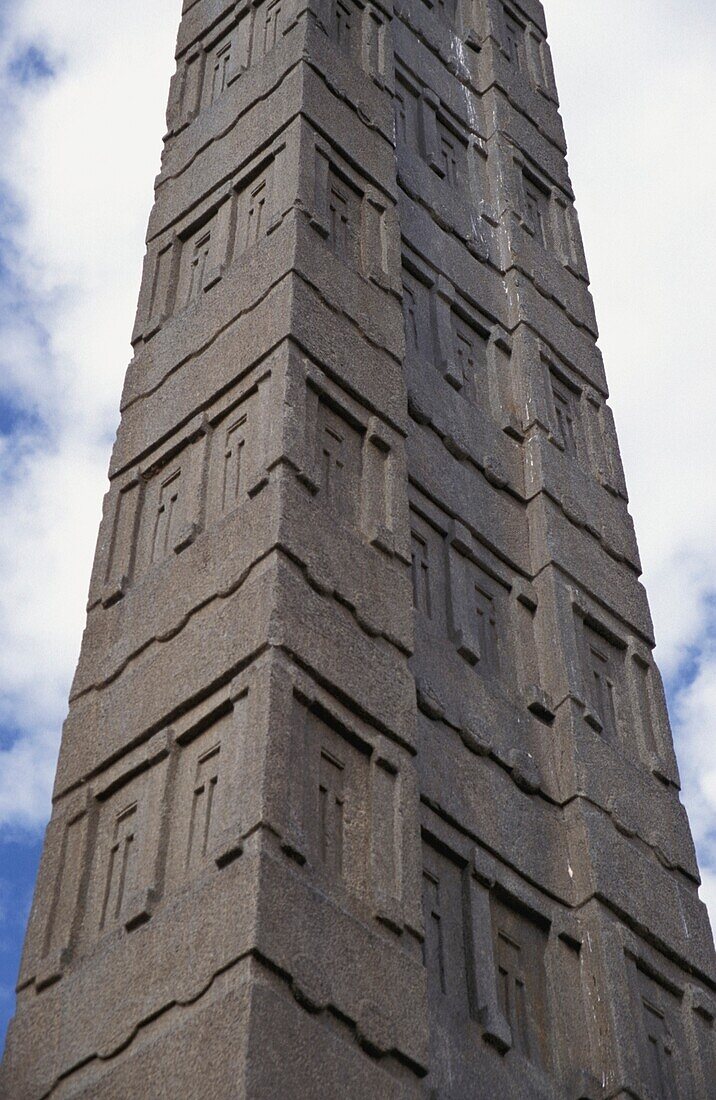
[2,1,715,1096]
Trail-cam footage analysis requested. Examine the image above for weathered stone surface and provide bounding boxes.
[2,1,714,1096]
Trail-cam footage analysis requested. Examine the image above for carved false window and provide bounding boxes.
[326,170,361,265]
[185,745,221,871]
[315,399,364,525]
[503,8,525,68]
[305,711,369,888]
[318,749,345,877]
[420,0,457,24]
[150,469,182,564]
[550,372,580,457]
[259,0,284,56]
[222,415,248,513]
[177,227,212,309]
[411,531,432,617]
[469,564,501,677]
[435,119,466,188]
[491,896,549,1067]
[332,0,357,56]
[410,510,445,627]
[86,762,168,939]
[245,179,268,248]
[422,842,470,1015]
[394,76,420,152]
[633,656,659,758]
[423,869,446,993]
[164,703,246,892]
[635,969,680,1099]
[402,267,432,359]
[208,37,233,105]
[522,172,550,247]
[100,804,138,931]
[235,170,272,258]
[452,311,489,402]
[583,622,622,744]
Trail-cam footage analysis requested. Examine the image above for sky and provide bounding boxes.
[0,0,714,1054]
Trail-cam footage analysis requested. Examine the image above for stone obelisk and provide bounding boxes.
[2,1,714,1096]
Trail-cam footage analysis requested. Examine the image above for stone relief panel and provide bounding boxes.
[278,682,419,935]
[22,689,252,992]
[629,963,691,1100]
[294,364,406,558]
[410,509,447,631]
[490,894,549,1070]
[409,490,541,715]
[304,709,370,887]
[83,753,171,942]
[493,2,558,101]
[394,58,478,203]
[136,143,285,345]
[309,143,394,287]
[132,434,207,579]
[418,827,598,1094]
[401,253,519,435]
[574,613,633,755]
[314,398,364,527]
[422,841,471,1018]
[96,367,273,611]
[168,0,302,133]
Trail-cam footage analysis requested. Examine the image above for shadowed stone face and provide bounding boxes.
[1,1,714,1097]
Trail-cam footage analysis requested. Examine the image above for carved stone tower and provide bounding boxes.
[2,0,715,1096]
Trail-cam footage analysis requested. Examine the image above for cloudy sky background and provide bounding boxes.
[0,0,713,1050]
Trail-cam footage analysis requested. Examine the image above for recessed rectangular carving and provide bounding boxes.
[633,656,658,757]
[451,311,489,400]
[235,171,273,258]
[371,761,399,908]
[315,398,364,525]
[166,697,249,889]
[402,266,433,359]
[206,377,267,521]
[435,118,467,188]
[522,171,550,247]
[99,803,138,930]
[422,841,470,1016]
[41,810,89,969]
[222,416,247,513]
[634,968,681,1099]
[503,8,525,68]
[104,479,141,601]
[327,168,362,264]
[304,710,370,890]
[318,748,345,876]
[176,221,215,309]
[332,0,358,56]
[151,469,183,564]
[420,0,457,24]
[490,896,549,1067]
[550,371,580,457]
[395,75,420,152]
[85,761,168,939]
[582,622,622,744]
[186,745,221,871]
[410,510,445,627]
[473,574,500,674]
[411,530,432,616]
[207,34,234,106]
[256,0,286,58]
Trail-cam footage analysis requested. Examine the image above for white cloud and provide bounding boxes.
[0,0,714,937]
